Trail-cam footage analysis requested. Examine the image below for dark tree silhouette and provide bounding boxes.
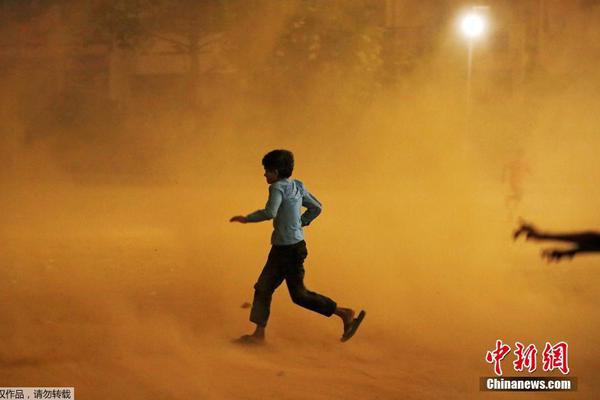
[91,0,234,108]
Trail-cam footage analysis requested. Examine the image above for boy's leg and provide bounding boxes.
[284,241,337,317]
[249,247,286,329]
[282,241,365,341]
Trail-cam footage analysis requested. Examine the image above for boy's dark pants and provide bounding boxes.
[250,240,337,327]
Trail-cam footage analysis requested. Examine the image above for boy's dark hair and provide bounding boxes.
[262,149,294,178]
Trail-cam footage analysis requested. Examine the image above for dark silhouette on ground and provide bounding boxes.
[514,221,600,262]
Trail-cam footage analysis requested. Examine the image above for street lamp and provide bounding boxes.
[458,7,488,149]
[461,13,486,39]
[460,9,487,110]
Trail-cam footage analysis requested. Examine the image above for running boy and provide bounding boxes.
[230,149,365,343]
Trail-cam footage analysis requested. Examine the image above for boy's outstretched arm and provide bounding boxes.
[230,185,283,224]
[301,190,322,227]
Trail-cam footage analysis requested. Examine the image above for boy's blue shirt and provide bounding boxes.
[245,178,322,245]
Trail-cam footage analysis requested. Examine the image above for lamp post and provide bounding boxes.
[458,8,487,158]
[460,10,486,117]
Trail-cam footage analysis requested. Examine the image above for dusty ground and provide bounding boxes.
[1,167,597,399]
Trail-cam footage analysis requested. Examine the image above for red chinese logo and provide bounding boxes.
[485,340,511,376]
[485,340,569,376]
[542,341,570,374]
[513,342,538,372]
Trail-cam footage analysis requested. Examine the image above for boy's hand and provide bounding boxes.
[230,215,248,223]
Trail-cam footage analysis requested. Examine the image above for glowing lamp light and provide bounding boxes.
[461,13,486,39]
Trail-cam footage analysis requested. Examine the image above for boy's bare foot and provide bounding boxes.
[337,308,355,332]
[234,325,265,345]
[234,333,265,345]
[341,310,366,342]
[335,307,367,341]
